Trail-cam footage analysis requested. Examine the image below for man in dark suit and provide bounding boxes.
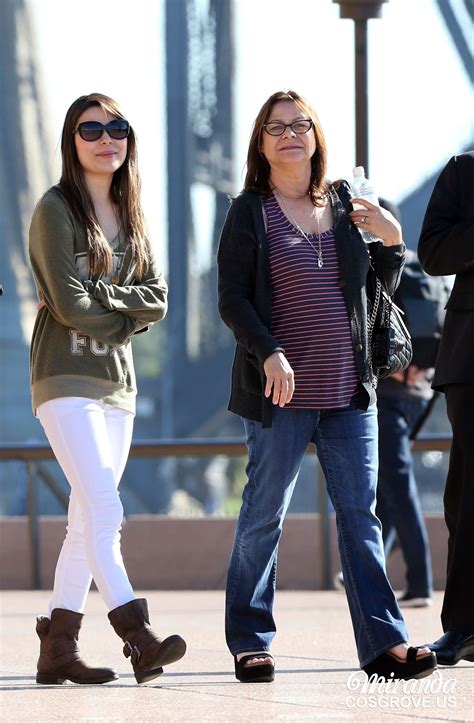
[418,151,474,666]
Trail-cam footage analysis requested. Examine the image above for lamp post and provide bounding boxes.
[333,0,388,175]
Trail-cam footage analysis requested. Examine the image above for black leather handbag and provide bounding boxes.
[368,273,413,380]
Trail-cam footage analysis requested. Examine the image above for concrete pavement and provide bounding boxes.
[1,590,473,721]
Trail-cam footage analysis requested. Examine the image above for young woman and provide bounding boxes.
[29,93,186,685]
[217,90,437,682]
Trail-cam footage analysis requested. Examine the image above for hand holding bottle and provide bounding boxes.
[350,166,380,243]
[350,167,402,246]
[350,197,403,247]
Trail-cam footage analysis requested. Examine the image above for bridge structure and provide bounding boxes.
[0,0,471,513]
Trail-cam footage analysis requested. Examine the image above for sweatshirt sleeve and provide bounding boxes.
[89,244,168,325]
[29,197,139,346]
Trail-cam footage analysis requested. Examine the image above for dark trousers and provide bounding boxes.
[376,394,432,597]
[442,384,474,632]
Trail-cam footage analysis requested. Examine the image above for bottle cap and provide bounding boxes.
[353,166,365,177]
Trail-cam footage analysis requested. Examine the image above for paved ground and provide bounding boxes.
[0,590,473,722]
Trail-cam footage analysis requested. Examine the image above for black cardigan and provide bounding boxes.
[418,152,474,391]
[217,182,406,427]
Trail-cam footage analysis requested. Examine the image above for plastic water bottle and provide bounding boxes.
[351,166,380,243]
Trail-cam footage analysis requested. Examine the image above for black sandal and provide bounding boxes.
[363,646,437,680]
[234,653,275,683]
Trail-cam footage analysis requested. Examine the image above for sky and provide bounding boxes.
[30,0,473,268]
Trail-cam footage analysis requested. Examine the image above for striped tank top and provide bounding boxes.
[264,193,359,409]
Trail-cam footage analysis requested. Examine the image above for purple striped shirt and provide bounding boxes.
[264,193,359,408]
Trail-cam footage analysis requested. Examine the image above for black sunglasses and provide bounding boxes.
[73,119,130,142]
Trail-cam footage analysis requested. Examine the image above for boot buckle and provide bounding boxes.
[123,640,133,658]
[124,640,141,662]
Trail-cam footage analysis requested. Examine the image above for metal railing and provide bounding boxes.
[0,433,452,590]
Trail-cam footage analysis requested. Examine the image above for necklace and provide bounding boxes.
[274,190,324,268]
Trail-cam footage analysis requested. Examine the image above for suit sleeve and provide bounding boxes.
[418,155,474,276]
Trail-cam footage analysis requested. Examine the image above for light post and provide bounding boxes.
[333,0,388,175]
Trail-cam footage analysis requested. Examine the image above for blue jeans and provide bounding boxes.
[376,394,433,597]
[225,396,408,667]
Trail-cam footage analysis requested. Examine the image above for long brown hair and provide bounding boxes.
[244,90,328,206]
[59,92,148,279]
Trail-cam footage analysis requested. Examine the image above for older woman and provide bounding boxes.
[217,90,436,682]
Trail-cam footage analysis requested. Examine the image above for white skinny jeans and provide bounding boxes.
[37,397,135,615]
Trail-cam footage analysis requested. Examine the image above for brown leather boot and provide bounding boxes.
[36,608,118,684]
[108,598,186,683]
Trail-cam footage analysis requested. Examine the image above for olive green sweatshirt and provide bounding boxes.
[29,186,168,414]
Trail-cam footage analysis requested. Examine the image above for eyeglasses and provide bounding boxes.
[73,119,130,142]
[263,119,314,136]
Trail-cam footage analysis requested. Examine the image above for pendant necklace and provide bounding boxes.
[274,190,324,268]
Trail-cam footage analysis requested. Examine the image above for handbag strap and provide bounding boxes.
[367,277,383,386]
[367,276,382,353]
[367,275,399,387]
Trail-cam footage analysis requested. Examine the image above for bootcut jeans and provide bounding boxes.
[225,394,409,667]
